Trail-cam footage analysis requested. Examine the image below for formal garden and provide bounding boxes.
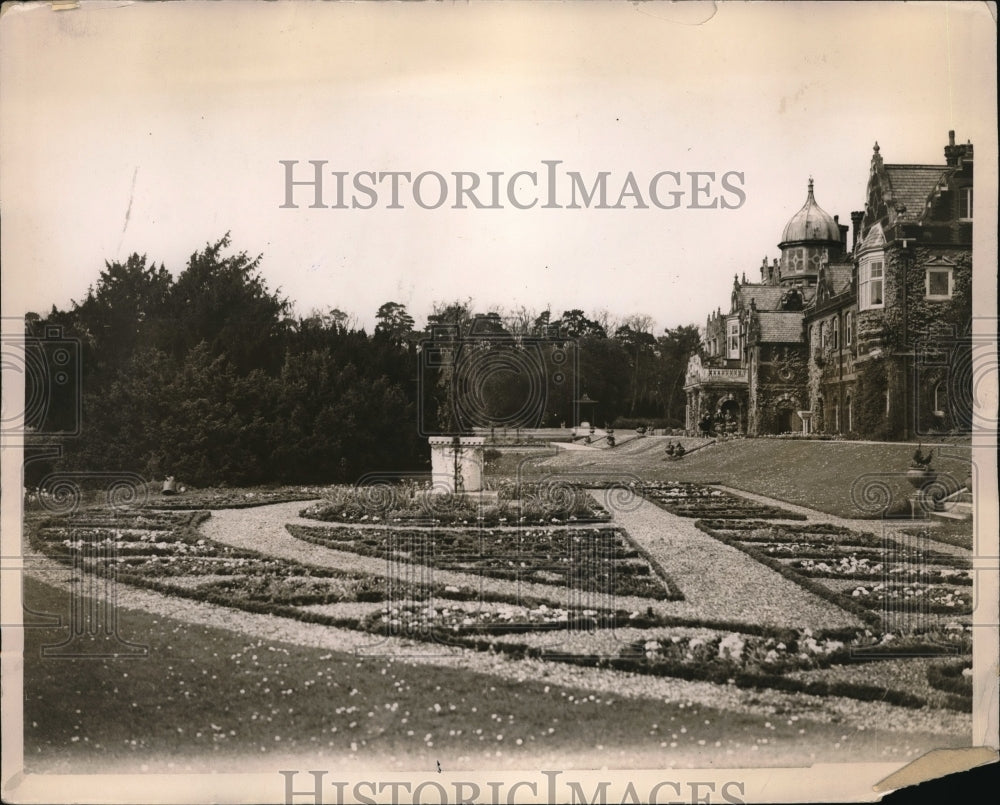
[23,453,976,771]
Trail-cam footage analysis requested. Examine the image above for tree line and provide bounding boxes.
[25,236,699,487]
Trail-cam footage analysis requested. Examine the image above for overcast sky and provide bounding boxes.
[2,1,996,334]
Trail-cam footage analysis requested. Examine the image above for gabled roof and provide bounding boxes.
[884,164,950,224]
[755,311,804,343]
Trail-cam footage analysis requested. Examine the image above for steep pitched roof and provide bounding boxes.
[827,263,853,295]
[735,284,785,312]
[755,311,804,343]
[884,164,950,224]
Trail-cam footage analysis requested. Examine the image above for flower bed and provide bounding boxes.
[844,582,972,613]
[285,524,683,601]
[642,483,807,520]
[301,482,611,526]
[360,602,621,638]
[696,519,974,621]
[467,624,963,709]
[786,556,971,585]
[31,511,425,609]
[141,486,323,510]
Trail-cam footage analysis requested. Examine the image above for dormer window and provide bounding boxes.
[959,186,973,220]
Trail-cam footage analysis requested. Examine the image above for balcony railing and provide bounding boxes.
[703,367,748,381]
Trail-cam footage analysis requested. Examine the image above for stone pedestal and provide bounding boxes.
[428,437,486,493]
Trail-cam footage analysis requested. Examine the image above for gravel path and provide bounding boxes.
[23,556,970,737]
[201,501,660,613]
[201,499,862,629]
[594,495,864,630]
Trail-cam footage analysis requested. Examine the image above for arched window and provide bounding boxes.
[933,381,946,414]
[831,316,839,350]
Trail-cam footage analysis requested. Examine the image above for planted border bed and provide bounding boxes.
[301,482,612,526]
[141,487,322,510]
[285,523,683,601]
[641,482,808,520]
[695,520,974,622]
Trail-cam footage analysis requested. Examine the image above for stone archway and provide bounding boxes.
[774,393,802,434]
[717,397,743,434]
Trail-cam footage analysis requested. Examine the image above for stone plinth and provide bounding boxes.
[428,437,486,493]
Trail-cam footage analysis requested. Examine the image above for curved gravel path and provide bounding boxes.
[199,499,862,629]
[200,501,662,613]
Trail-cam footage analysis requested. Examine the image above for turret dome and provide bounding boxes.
[780,179,841,244]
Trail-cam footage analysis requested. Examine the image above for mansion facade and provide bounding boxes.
[684,131,973,439]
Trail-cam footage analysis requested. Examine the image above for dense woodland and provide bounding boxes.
[24,236,700,487]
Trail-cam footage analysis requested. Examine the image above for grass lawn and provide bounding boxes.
[20,577,963,773]
[530,439,973,520]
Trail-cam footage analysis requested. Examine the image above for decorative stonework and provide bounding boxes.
[428,437,486,493]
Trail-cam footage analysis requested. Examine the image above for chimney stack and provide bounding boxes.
[945,131,973,166]
[850,210,864,252]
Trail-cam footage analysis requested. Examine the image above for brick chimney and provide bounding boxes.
[945,130,974,166]
[850,210,864,252]
[834,215,849,253]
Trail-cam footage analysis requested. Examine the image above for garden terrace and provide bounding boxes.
[22,491,974,749]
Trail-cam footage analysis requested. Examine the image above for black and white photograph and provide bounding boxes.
[1,1,997,802]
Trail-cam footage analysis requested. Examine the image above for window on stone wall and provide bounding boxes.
[926,267,953,300]
[831,316,839,350]
[860,258,884,310]
[845,312,853,347]
[846,394,852,432]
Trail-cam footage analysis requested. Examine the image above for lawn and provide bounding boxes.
[532,439,974,519]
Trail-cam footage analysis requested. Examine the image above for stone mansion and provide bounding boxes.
[684,132,973,439]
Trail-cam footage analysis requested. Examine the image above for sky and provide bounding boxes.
[1,0,996,335]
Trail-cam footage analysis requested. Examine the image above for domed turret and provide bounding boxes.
[777,179,844,286]
[781,179,841,244]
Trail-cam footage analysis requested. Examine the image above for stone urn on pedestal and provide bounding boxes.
[906,445,938,516]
